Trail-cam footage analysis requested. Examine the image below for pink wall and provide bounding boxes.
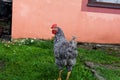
[12,0,120,44]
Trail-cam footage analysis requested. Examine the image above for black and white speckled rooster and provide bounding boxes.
[51,24,78,80]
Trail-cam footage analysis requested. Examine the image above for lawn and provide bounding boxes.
[0,39,120,80]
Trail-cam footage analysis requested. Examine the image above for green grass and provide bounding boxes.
[0,39,120,80]
[96,67,120,80]
[78,48,120,64]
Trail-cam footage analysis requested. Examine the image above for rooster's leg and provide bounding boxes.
[66,71,71,80]
[57,70,63,80]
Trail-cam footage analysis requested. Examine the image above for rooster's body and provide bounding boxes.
[51,24,77,80]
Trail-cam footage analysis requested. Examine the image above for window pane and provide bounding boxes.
[96,0,120,4]
[117,0,120,3]
[88,0,120,9]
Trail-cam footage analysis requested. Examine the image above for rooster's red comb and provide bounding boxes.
[51,24,57,29]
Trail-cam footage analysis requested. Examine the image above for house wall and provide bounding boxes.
[12,0,120,44]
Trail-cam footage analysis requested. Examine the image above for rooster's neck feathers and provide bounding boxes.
[54,27,66,43]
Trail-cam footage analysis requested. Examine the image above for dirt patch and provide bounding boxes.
[85,61,120,80]
[78,43,120,57]
[85,62,106,80]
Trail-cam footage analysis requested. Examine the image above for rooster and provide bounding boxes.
[51,24,78,80]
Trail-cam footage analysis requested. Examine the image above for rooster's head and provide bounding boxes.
[51,24,58,34]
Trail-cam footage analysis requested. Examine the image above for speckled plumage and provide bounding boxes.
[53,27,78,71]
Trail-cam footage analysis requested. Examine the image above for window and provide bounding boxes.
[87,0,120,9]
